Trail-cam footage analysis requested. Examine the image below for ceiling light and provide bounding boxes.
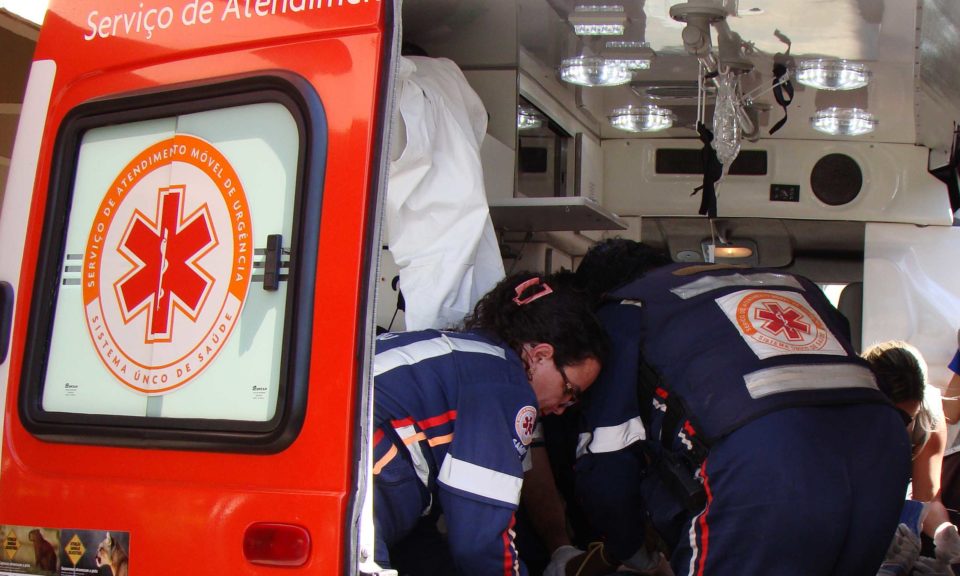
[702,239,758,264]
[560,57,632,87]
[796,59,871,91]
[810,107,877,136]
[609,105,675,132]
[517,106,543,130]
[603,41,654,70]
[569,4,626,36]
[715,245,754,258]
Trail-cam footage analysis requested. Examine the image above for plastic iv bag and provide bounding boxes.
[712,71,742,167]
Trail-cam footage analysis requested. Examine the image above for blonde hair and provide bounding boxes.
[863,340,937,437]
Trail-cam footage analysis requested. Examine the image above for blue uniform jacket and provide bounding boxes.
[373,329,538,576]
[575,264,889,561]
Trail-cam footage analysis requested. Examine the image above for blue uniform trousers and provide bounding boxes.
[670,403,911,576]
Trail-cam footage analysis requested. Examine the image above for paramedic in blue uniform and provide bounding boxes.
[563,239,911,576]
[371,271,608,575]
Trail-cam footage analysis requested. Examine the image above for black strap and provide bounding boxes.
[635,361,708,512]
[769,62,794,135]
[692,122,722,218]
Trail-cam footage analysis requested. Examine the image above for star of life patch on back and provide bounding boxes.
[715,289,847,360]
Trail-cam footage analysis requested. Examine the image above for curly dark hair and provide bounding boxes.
[575,238,672,306]
[462,271,608,368]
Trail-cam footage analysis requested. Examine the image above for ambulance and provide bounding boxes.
[0,0,958,574]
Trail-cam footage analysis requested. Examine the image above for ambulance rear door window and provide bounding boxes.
[21,77,325,452]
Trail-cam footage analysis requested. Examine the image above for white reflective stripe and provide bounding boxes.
[686,508,702,576]
[576,416,646,458]
[395,424,433,488]
[671,273,804,300]
[685,463,708,576]
[374,333,505,376]
[437,455,522,506]
[743,363,878,399]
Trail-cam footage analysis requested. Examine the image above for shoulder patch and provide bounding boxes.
[515,405,538,446]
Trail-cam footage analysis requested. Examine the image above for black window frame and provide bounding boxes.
[18,73,326,454]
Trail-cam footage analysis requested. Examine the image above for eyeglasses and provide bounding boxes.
[558,365,583,409]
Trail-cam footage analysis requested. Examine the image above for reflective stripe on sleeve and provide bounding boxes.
[373,444,398,474]
[374,334,506,376]
[438,455,523,506]
[394,424,433,489]
[576,416,646,458]
[743,363,877,399]
[671,273,804,300]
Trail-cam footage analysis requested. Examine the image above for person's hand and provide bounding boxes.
[877,523,921,576]
[544,545,583,576]
[934,522,960,563]
[913,556,955,576]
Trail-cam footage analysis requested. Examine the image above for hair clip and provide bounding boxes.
[513,277,553,306]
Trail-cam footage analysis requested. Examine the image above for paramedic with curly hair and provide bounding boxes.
[371,272,608,575]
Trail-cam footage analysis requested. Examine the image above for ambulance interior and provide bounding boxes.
[376,0,960,396]
[366,5,960,556]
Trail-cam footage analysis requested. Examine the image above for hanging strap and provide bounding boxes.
[691,122,722,218]
[769,61,794,135]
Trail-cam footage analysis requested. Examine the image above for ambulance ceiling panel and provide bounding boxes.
[402,1,959,151]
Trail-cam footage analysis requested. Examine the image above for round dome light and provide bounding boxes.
[609,105,675,132]
[810,107,877,136]
[796,59,871,91]
[560,57,632,87]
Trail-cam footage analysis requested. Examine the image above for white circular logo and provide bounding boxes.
[82,135,252,394]
[515,405,538,446]
[734,291,829,352]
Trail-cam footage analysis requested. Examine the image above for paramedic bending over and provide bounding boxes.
[567,239,911,576]
[371,272,607,575]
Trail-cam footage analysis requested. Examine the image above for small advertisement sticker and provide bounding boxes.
[0,526,129,576]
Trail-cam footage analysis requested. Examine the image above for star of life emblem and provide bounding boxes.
[515,405,538,446]
[82,135,252,393]
[715,289,846,360]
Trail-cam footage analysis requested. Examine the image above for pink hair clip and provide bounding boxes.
[513,277,554,306]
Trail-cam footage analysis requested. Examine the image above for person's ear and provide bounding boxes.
[528,342,555,363]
